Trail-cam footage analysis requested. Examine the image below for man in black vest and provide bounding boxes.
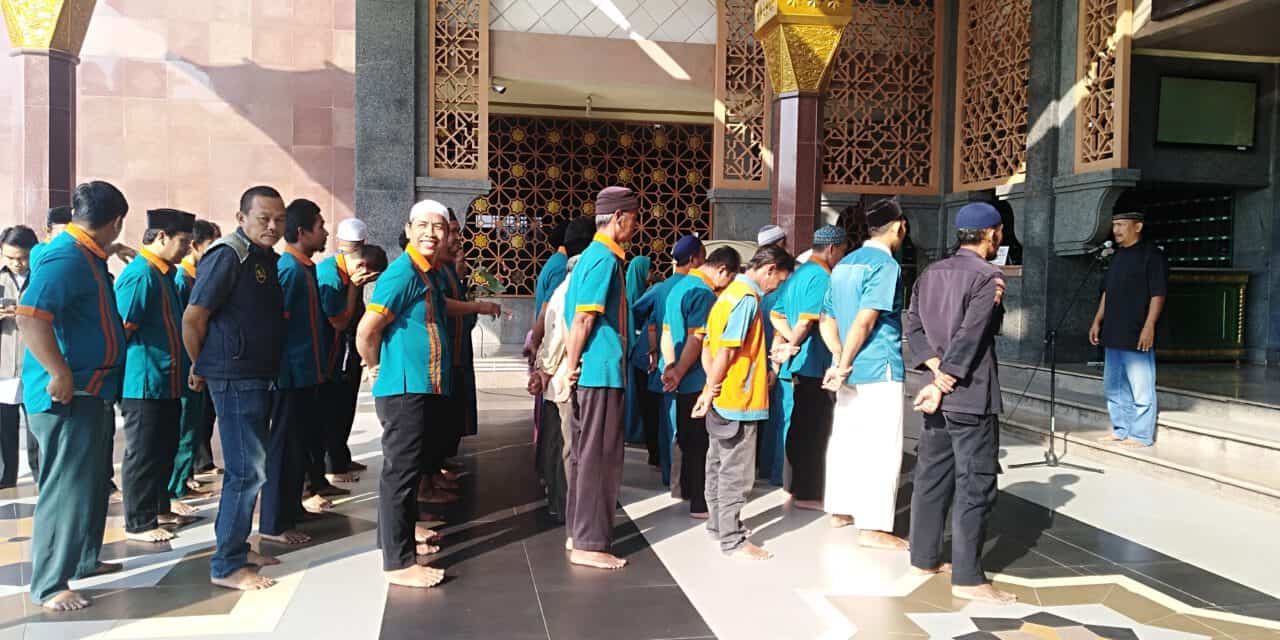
[183,186,287,591]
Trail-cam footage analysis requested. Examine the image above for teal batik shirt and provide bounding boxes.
[277,246,329,389]
[660,270,717,395]
[18,226,127,413]
[368,245,451,398]
[563,234,628,389]
[774,257,834,380]
[116,248,188,400]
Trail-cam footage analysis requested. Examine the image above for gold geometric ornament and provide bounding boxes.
[1,0,95,55]
[753,0,852,95]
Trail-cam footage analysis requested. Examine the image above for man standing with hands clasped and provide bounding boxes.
[1090,211,1167,449]
[694,245,794,562]
[562,186,641,571]
[819,201,908,549]
[906,202,1014,605]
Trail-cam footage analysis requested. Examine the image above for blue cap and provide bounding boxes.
[672,234,703,265]
[955,202,1002,230]
[813,224,847,247]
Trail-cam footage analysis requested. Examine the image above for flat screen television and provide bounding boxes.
[1156,76,1257,150]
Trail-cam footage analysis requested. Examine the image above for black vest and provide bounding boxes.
[195,229,285,380]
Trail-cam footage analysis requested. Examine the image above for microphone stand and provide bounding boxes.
[1009,248,1107,473]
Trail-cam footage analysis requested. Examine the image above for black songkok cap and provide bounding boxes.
[146,208,196,233]
[46,206,72,227]
[1112,211,1144,222]
[865,198,905,228]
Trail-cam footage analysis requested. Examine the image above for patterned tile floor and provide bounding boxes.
[0,387,1274,639]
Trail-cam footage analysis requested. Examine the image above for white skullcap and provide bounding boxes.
[336,218,367,242]
[757,224,785,246]
[409,199,449,223]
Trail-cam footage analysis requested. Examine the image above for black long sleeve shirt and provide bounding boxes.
[906,248,1004,416]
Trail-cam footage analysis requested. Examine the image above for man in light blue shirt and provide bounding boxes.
[819,198,909,550]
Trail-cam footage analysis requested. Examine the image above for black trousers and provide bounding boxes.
[376,393,445,570]
[568,387,624,552]
[908,410,1000,587]
[632,367,661,466]
[0,403,27,487]
[675,392,708,514]
[194,393,217,472]
[442,369,467,460]
[323,374,360,473]
[120,398,181,533]
[785,375,834,502]
[300,385,334,492]
[261,386,316,535]
[536,399,569,521]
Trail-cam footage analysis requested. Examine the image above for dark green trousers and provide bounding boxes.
[169,387,208,500]
[28,395,112,603]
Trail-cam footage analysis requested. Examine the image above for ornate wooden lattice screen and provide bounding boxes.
[713,0,770,189]
[465,117,713,296]
[1074,0,1132,173]
[824,0,943,195]
[428,0,488,179]
[953,0,1031,191]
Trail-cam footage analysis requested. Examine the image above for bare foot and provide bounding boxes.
[730,542,773,561]
[41,590,90,611]
[302,494,333,513]
[348,461,368,471]
[569,549,627,570]
[386,564,445,588]
[246,550,280,567]
[416,543,440,556]
[952,583,1017,604]
[195,467,224,478]
[260,529,311,545]
[415,525,441,544]
[1118,439,1151,448]
[432,474,461,490]
[910,563,952,576]
[110,490,123,504]
[564,538,573,552]
[327,472,359,484]
[829,514,854,528]
[422,488,459,504]
[690,512,709,520]
[211,567,275,591]
[185,478,209,492]
[1097,434,1124,443]
[313,484,351,497]
[858,530,909,550]
[127,527,176,543]
[170,500,198,516]
[791,499,823,511]
[81,562,123,578]
[158,513,197,527]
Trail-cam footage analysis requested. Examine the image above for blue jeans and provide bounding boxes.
[1103,349,1158,446]
[207,378,272,579]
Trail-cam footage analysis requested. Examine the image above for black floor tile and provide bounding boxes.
[1119,561,1276,608]
[525,520,679,594]
[539,585,713,640]
[1220,602,1280,622]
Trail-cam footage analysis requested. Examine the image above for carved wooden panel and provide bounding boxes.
[823,0,942,195]
[428,0,489,179]
[713,0,770,189]
[465,117,713,296]
[953,0,1031,191]
[1075,0,1132,173]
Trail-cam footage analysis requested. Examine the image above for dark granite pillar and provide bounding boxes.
[11,50,77,226]
[770,93,823,254]
[355,0,416,254]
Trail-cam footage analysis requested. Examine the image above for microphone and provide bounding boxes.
[1086,240,1114,258]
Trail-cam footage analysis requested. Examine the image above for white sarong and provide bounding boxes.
[823,379,904,532]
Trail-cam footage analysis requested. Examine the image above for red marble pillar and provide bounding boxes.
[770,92,823,254]
[10,50,77,227]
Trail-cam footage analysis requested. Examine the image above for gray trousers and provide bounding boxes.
[568,387,625,552]
[705,408,758,554]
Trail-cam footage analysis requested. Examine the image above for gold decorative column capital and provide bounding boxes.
[753,0,851,94]
[1,0,96,56]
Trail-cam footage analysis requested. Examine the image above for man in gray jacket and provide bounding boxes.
[0,225,38,487]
